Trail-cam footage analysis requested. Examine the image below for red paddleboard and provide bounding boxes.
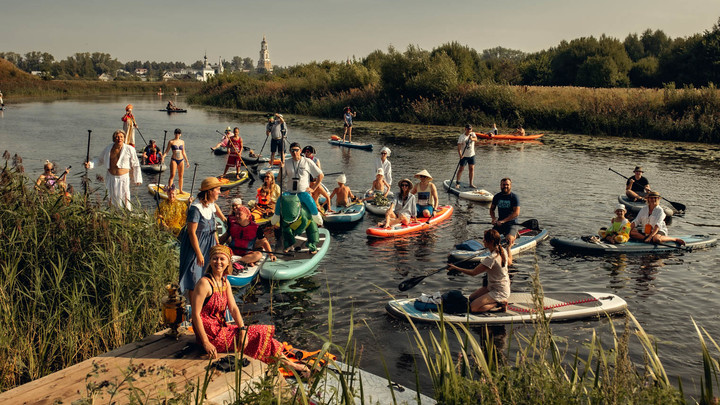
[366,205,453,238]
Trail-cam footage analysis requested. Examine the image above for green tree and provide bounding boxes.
[431,42,483,82]
[407,52,458,97]
[624,33,645,61]
[519,51,553,85]
[628,56,660,87]
[641,29,671,57]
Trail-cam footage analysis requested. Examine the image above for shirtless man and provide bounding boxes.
[85,130,142,210]
[512,125,526,136]
[328,174,355,211]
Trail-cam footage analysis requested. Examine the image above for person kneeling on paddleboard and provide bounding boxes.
[447,229,511,313]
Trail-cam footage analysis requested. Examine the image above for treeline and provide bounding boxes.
[0,51,255,80]
[191,19,720,142]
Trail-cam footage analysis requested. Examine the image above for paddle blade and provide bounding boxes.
[521,219,540,230]
[668,200,686,213]
[398,275,427,292]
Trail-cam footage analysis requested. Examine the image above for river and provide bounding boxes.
[2,95,720,397]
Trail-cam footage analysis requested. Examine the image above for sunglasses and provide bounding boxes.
[290,148,301,152]
[400,183,411,187]
[381,152,387,155]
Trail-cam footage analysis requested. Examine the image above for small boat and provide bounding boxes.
[226,255,264,288]
[386,292,627,325]
[322,202,365,225]
[260,228,331,281]
[147,183,191,201]
[213,146,228,156]
[449,228,549,263]
[550,234,716,254]
[442,180,493,202]
[476,133,544,140]
[158,108,187,113]
[217,172,250,191]
[363,190,394,216]
[328,136,373,151]
[140,163,167,173]
[618,195,674,217]
[366,205,453,238]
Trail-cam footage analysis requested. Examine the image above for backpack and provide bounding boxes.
[441,290,469,314]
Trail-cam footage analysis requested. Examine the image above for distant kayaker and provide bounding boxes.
[273,142,324,226]
[0,90,4,107]
[629,191,685,246]
[486,123,498,137]
[375,147,393,186]
[626,166,650,202]
[489,178,521,260]
[412,169,438,218]
[328,174,356,211]
[512,125,526,136]
[220,199,275,265]
[166,100,177,111]
[162,128,190,194]
[121,104,139,147]
[447,229,510,313]
[378,178,416,229]
[155,185,187,237]
[456,124,479,188]
[341,106,356,143]
[268,113,286,165]
[84,130,142,210]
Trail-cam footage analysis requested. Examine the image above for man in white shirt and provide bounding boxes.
[271,142,324,225]
[85,130,142,210]
[456,124,479,188]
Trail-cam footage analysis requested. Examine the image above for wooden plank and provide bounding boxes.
[0,330,268,405]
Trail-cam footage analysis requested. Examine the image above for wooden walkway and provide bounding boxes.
[0,330,268,404]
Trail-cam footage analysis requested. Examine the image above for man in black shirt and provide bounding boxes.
[626,166,650,202]
[490,178,521,261]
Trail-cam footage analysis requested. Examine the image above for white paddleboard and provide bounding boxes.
[443,180,493,202]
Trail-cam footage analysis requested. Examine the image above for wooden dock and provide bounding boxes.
[0,330,269,404]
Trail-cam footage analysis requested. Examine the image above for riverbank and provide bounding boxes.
[190,73,720,143]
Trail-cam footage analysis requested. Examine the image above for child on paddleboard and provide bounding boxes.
[598,204,631,244]
[328,174,356,212]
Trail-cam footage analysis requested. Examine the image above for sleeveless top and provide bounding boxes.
[228,215,259,254]
[416,183,435,206]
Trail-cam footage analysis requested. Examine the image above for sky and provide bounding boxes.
[1,0,719,67]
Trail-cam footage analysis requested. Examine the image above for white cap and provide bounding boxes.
[376,168,384,176]
[380,146,391,157]
[231,198,243,206]
[337,174,346,184]
[615,204,626,211]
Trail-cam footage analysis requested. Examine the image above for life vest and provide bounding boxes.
[228,215,259,254]
[256,188,271,207]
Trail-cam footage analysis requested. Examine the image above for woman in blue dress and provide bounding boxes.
[179,177,224,295]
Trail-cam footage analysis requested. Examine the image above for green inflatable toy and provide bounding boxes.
[272,194,320,253]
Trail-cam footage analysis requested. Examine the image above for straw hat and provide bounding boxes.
[200,177,223,191]
[398,178,413,188]
[209,245,232,261]
[414,169,433,180]
[647,191,661,198]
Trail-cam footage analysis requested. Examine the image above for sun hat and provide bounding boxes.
[380,146,391,157]
[398,178,413,188]
[276,113,283,118]
[615,204,626,212]
[337,174,346,184]
[414,169,432,180]
[376,168,384,176]
[633,166,643,173]
[200,177,223,192]
[209,245,232,261]
[647,191,661,198]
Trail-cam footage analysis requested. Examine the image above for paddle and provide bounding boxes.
[398,253,481,292]
[215,130,252,151]
[220,131,256,182]
[189,162,199,199]
[448,134,472,193]
[608,167,686,212]
[134,127,149,147]
[258,133,270,157]
[466,218,540,231]
[155,130,168,207]
[83,130,91,197]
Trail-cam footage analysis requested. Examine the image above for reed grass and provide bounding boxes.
[0,156,178,392]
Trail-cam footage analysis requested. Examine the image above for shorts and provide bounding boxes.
[416,204,434,216]
[494,222,521,238]
[459,156,475,166]
[270,138,283,154]
[344,122,352,128]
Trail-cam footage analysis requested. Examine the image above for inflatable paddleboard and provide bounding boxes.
[328,138,373,151]
[148,183,191,201]
[477,133,544,140]
[366,205,453,238]
[322,202,365,224]
[226,255,264,288]
[550,234,716,254]
[140,163,167,173]
[386,292,627,325]
[217,172,250,191]
[618,195,674,217]
[442,180,493,202]
[449,228,549,263]
[260,228,331,280]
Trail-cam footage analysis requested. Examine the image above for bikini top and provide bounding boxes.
[171,144,184,151]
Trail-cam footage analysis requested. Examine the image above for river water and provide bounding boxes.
[2,95,720,397]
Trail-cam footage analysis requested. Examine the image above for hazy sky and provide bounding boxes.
[2,0,718,66]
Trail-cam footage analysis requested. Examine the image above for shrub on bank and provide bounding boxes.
[0,156,178,392]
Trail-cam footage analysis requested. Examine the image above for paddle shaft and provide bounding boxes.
[189,163,199,197]
[448,136,472,192]
[134,127,148,147]
[608,167,685,212]
[216,130,251,151]
[155,130,168,207]
[398,252,484,292]
[83,130,91,197]
[258,133,270,156]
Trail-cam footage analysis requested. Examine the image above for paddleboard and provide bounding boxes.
[550,234,716,254]
[366,205,453,238]
[226,254,264,288]
[386,292,627,325]
[158,109,187,113]
[213,146,228,155]
[363,190,393,216]
[148,183,191,201]
[618,195,674,217]
[311,360,435,404]
[258,166,280,179]
[140,163,167,173]
[260,228,331,281]
[217,172,250,191]
[328,139,373,151]
[442,180,493,202]
[322,202,365,224]
[476,133,544,140]
[449,228,549,263]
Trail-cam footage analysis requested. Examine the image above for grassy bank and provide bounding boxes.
[0,154,178,392]
[191,72,720,143]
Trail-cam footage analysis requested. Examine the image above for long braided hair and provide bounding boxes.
[484,229,507,268]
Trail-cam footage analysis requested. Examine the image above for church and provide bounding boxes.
[256,35,272,73]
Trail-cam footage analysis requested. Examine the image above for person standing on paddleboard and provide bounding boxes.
[456,124,479,188]
[341,106,356,143]
[85,130,142,210]
[489,178,521,261]
[268,113,286,165]
[272,142,324,226]
[626,166,651,202]
[121,104,139,147]
[375,147,393,186]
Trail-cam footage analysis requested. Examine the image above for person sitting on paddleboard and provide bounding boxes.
[220,198,275,266]
[626,166,650,202]
[341,106,356,143]
[303,145,331,212]
[456,124,479,188]
[191,245,309,378]
[167,100,177,111]
[272,142,324,226]
[486,123,498,137]
[598,204,631,244]
[629,191,685,246]
[155,184,187,237]
[375,147,393,186]
[142,140,162,165]
[365,168,391,201]
[379,178,417,229]
[328,174,356,212]
[512,125,525,136]
[490,178,521,262]
[412,169,438,218]
[250,172,281,221]
[447,229,511,313]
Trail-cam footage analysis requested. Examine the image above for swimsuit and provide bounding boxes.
[171,144,184,164]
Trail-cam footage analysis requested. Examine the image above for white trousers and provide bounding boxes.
[105,172,132,210]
